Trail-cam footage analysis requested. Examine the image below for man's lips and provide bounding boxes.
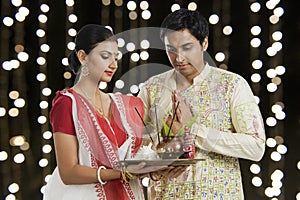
[176,63,189,69]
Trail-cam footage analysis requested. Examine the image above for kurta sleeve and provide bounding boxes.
[137,83,151,122]
[191,78,266,161]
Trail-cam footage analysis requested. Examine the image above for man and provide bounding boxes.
[138,8,266,199]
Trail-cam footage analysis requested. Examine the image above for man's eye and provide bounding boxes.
[183,46,192,51]
[167,47,176,52]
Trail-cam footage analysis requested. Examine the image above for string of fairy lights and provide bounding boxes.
[0,0,298,199]
[1,0,31,199]
[37,0,53,195]
[248,1,287,199]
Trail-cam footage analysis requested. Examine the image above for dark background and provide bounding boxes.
[0,0,299,199]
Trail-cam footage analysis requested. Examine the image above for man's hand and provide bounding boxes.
[157,165,189,178]
[126,162,168,175]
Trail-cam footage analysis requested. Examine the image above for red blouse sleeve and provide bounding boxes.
[50,93,76,135]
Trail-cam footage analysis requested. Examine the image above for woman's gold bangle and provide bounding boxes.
[121,167,137,183]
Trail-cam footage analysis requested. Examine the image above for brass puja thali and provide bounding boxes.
[119,158,205,167]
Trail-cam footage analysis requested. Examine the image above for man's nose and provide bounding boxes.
[175,52,185,63]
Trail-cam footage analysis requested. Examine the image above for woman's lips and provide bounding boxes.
[104,71,114,76]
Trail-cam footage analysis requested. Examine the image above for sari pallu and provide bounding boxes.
[43,89,144,200]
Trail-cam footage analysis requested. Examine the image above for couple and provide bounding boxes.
[43,9,266,200]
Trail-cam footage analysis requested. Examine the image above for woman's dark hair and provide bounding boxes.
[160,8,209,45]
[68,24,117,74]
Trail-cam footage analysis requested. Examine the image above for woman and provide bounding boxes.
[43,24,146,200]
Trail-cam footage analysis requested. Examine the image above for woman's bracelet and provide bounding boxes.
[97,166,107,185]
[121,167,137,183]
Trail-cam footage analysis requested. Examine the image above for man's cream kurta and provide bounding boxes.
[138,64,265,200]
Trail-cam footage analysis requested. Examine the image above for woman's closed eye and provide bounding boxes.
[101,54,110,60]
[101,52,119,61]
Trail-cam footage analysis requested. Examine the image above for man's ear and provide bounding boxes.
[202,37,208,51]
[77,49,87,64]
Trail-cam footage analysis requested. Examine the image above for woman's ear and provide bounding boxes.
[202,37,209,51]
[77,49,87,64]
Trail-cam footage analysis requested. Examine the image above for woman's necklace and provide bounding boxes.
[75,86,107,118]
[95,92,106,117]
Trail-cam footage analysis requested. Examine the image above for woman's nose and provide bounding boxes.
[109,60,118,69]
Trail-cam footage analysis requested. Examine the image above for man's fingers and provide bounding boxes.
[126,162,146,172]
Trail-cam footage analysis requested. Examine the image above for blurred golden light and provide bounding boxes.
[140,1,149,10]
[127,1,136,11]
[141,10,151,20]
[129,11,137,20]
[14,153,25,163]
[223,25,233,35]
[8,183,19,193]
[38,14,48,23]
[40,44,50,52]
[14,98,25,108]
[209,14,219,25]
[15,44,24,52]
[37,116,47,124]
[9,135,26,146]
[42,88,52,96]
[251,73,261,83]
[0,107,6,117]
[65,0,75,7]
[272,77,281,85]
[39,101,49,109]
[64,71,72,79]
[37,57,46,65]
[68,28,77,37]
[267,83,277,92]
[68,14,77,23]
[252,59,263,69]
[266,117,277,127]
[9,91,20,99]
[252,176,263,187]
[188,2,197,11]
[0,151,8,161]
[115,0,123,7]
[43,131,53,140]
[250,38,261,48]
[3,16,14,26]
[17,52,29,62]
[20,142,30,151]
[11,0,22,7]
[99,82,107,90]
[171,4,180,12]
[40,4,50,13]
[115,80,125,89]
[8,108,19,117]
[274,135,284,144]
[39,158,49,167]
[250,2,261,13]
[37,73,46,82]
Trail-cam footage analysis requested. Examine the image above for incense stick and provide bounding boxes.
[154,105,160,145]
[134,107,154,143]
[166,101,180,140]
